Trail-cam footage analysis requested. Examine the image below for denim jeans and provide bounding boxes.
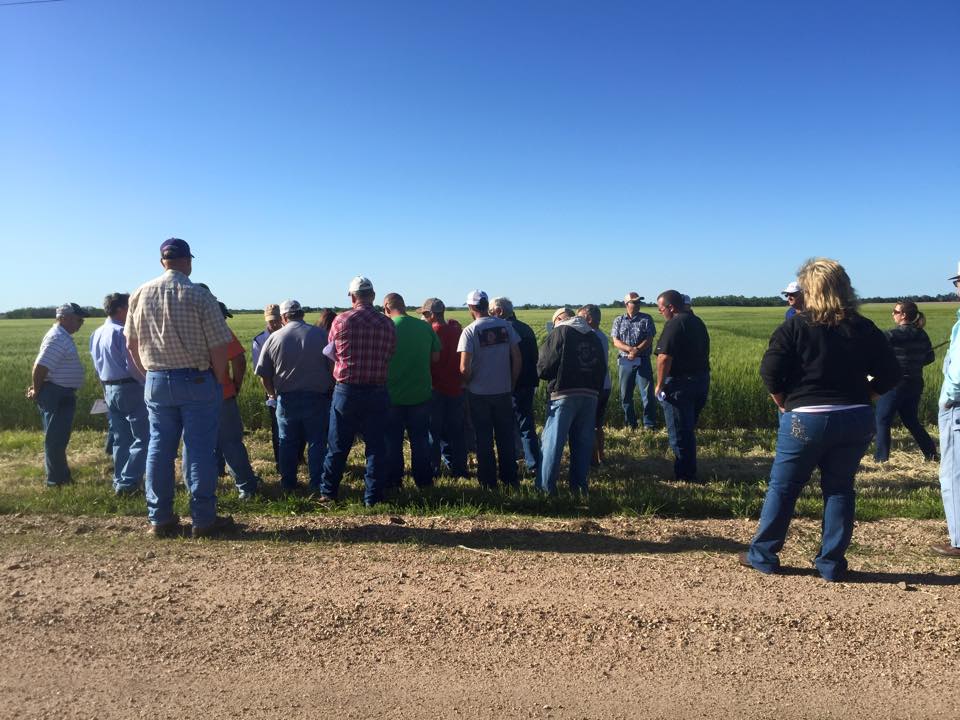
[320,384,389,505]
[277,391,331,492]
[218,396,259,496]
[428,391,468,477]
[938,405,960,548]
[36,383,77,487]
[385,401,433,489]
[512,384,542,478]
[659,372,710,481]
[874,379,937,461]
[748,407,875,581]
[539,394,598,495]
[618,357,657,429]
[104,382,149,492]
[467,391,517,488]
[144,369,221,529]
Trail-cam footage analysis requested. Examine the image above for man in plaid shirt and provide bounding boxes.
[318,275,397,506]
[125,238,234,539]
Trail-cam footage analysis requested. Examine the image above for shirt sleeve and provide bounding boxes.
[457,326,471,353]
[255,336,275,379]
[197,291,233,349]
[654,320,676,357]
[610,316,621,341]
[123,293,139,343]
[35,332,66,370]
[758,322,796,395]
[226,333,245,361]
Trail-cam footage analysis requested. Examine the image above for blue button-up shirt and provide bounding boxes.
[610,311,656,365]
[940,308,960,407]
[90,318,142,383]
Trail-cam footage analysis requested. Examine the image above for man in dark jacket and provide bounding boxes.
[491,297,542,480]
[536,313,606,495]
[655,289,711,483]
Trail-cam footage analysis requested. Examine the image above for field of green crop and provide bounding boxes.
[0,303,955,432]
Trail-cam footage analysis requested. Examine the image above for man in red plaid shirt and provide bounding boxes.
[318,276,397,506]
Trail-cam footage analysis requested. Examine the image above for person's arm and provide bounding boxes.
[126,347,146,384]
[209,342,230,386]
[260,374,276,399]
[127,337,147,377]
[460,351,473,385]
[510,343,521,389]
[655,354,672,397]
[27,364,49,400]
[769,392,786,413]
[230,352,246,393]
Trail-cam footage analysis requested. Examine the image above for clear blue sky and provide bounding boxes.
[1,0,957,311]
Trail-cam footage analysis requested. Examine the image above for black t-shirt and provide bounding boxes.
[655,311,710,377]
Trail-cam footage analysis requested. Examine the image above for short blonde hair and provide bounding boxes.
[796,258,858,326]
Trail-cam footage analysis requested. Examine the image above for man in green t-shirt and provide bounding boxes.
[384,292,441,489]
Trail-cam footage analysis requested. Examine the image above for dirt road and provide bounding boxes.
[2,513,959,719]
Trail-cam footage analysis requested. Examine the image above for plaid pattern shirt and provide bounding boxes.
[610,311,656,359]
[124,269,233,371]
[329,303,396,384]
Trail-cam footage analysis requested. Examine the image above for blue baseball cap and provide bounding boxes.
[160,238,194,259]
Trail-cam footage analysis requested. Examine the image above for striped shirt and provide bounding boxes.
[90,318,138,382]
[329,303,397,385]
[124,269,233,371]
[35,324,85,389]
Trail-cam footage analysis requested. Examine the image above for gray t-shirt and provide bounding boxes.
[255,320,332,395]
[595,328,612,391]
[457,316,520,395]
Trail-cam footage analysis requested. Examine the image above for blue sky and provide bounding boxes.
[1,0,957,311]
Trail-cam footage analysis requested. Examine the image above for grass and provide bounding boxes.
[0,425,944,522]
[1,304,956,432]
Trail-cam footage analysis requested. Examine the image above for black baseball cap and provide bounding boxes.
[160,238,195,259]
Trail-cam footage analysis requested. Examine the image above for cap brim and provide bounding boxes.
[949,276,960,282]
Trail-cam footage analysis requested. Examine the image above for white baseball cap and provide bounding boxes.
[465,289,488,306]
[781,281,802,295]
[279,299,302,315]
[348,276,374,294]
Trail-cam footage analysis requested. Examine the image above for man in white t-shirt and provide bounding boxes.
[457,289,522,488]
[28,302,90,487]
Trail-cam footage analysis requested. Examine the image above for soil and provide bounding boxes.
[1,512,959,719]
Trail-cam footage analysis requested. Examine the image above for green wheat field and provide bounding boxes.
[0,303,953,521]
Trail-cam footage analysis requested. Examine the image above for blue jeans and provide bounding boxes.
[660,373,710,482]
[539,394,598,495]
[748,407,875,581]
[938,405,960,548]
[467,391,517,488]
[386,401,433,488]
[276,391,330,492]
[513,385,542,478]
[618,357,656,429]
[104,381,148,492]
[36,383,76,487]
[428,391,468,477]
[874,379,937,461]
[659,372,710,481]
[218,396,260,496]
[320,384,389,505]
[144,369,221,529]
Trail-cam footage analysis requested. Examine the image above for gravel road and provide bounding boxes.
[2,513,958,719]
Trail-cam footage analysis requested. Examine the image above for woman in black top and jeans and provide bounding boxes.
[874,300,938,462]
[741,258,900,581]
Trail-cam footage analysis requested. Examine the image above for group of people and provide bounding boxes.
[26,241,960,574]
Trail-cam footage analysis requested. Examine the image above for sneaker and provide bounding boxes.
[191,515,236,539]
[149,515,182,539]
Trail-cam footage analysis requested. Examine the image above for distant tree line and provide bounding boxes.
[3,293,957,318]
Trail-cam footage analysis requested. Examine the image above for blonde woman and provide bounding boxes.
[741,258,900,581]
[874,300,938,462]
